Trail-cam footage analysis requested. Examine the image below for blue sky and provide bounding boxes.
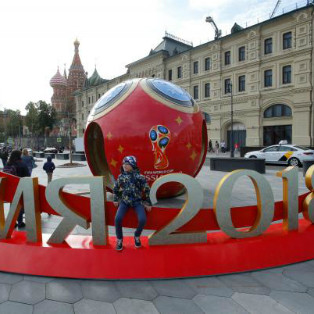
[0,0,307,113]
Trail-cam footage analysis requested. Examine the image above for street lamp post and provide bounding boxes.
[229,82,234,158]
[68,112,73,164]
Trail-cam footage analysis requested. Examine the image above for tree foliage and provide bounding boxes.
[25,101,57,136]
[25,102,39,135]
[5,109,23,137]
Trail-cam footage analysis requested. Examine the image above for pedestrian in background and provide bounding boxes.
[21,148,36,176]
[4,150,29,229]
[43,155,55,184]
[208,139,213,152]
[221,141,226,153]
[0,146,9,167]
[215,141,219,154]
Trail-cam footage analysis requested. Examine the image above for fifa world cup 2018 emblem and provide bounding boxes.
[149,125,171,170]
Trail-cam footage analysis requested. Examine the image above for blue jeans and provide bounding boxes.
[17,208,24,225]
[115,201,147,240]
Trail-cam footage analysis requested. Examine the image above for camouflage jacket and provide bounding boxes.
[113,169,152,206]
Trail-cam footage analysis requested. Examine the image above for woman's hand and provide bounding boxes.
[113,202,119,208]
[144,205,152,212]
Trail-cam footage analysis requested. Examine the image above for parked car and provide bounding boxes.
[43,147,58,154]
[244,144,314,166]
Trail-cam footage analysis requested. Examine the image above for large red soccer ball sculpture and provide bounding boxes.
[84,78,207,197]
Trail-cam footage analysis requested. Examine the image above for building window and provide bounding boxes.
[282,65,291,84]
[81,101,84,107]
[193,85,199,99]
[264,104,292,118]
[203,112,211,123]
[225,51,231,65]
[177,66,182,79]
[263,125,292,146]
[81,113,84,120]
[239,46,245,61]
[264,70,272,87]
[168,69,172,81]
[193,61,199,74]
[204,83,210,98]
[238,75,245,92]
[283,32,292,49]
[92,96,94,103]
[88,97,91,104]
[204,57,211,71]
[98,94,101,99]
[264,38,272,54]
[224,78,231,94]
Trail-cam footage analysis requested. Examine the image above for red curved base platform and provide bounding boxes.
[0,219,313,279]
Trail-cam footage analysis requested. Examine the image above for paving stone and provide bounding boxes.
[151,279,196,299]
[81,280,121,302]
[305,259,314,268]
[252,271,307,292]
[154,296,204,314]
[270,291,314,313]
[232,292,293,313]
[23,275,54,283]
[115,281,158,301]
[230,285,271,295]
[184,277,233,297]
[0,272,23,284]
[0,301,33,314]
[34,300,74,314]
[283,270,314,288]
[307,288,314,298]
[193,295,248,314]
[283,261,314,272]
[46,279,83,303]
[9,280,45,305]
[74,299,115,314]
[0,284,11,303]
[219,273,265,290]
[253,267,284,274]
[114,297,159,314]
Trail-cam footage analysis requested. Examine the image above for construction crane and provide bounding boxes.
[270,0,282,18]
[205,16,222,40]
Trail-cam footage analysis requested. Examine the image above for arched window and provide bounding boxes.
[264,104,292,118]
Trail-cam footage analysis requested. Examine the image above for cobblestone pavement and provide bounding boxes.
[0,155,313,314]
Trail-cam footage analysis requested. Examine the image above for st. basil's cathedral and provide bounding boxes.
[49,39,87,137]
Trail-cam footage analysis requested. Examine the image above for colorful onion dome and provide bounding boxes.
[50,68,67,87]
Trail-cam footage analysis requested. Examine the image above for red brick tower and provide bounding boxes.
[66,39,86,113]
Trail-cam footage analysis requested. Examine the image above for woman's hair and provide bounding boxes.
[22,148,29,156]
[8,150,22,164]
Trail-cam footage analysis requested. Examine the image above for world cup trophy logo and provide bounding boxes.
[149,125,171,170]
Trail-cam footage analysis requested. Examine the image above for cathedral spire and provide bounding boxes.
[63,64,67,80]
[70,38,84,71]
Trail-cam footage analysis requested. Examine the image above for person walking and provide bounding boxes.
[221,141,226,153]
[21,148,35,176]
[208,139,213,152]
[3,150,29,229]
[43,155,55,184]
[113,155,152,251]
[215,141,219,154]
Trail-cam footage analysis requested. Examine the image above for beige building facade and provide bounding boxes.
[75,4,314,149]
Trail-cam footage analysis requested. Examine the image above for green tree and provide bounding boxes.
[25,101,57,136]
[37,101,57,135]
[6,109,23,137]
[25,102,39,135]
